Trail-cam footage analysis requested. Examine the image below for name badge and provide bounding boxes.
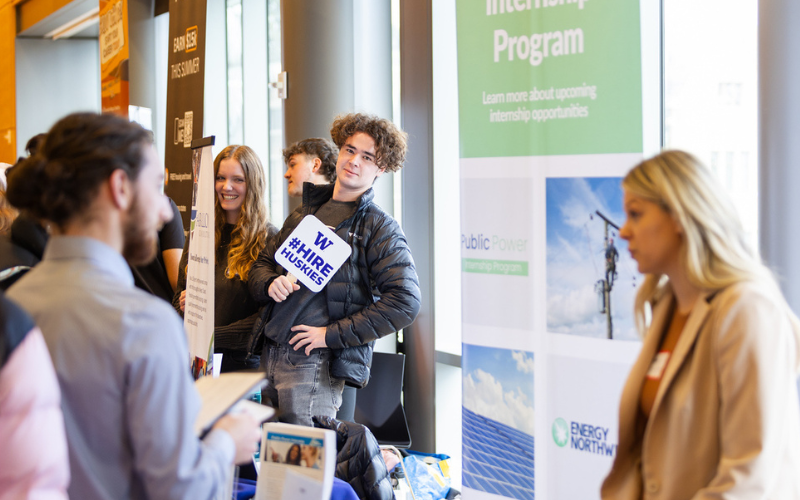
[646,351,670,380]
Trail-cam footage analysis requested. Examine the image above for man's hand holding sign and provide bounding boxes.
[272,215,352,355]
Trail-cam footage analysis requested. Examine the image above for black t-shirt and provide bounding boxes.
[314,200,358,229]
[132,198,185,302]
[173,220,278,353]
[214,223,259,330]
[265,199,357,348]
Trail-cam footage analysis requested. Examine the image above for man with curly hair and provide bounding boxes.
[248,113,421,426]
[283,138,338,198]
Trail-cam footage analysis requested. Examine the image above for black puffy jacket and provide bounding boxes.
[249,183,421,387]
[313,416,394,500]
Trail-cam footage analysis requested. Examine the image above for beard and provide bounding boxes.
[121,191,158,266]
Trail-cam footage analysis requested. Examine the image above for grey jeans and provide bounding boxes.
[261,343,344,426]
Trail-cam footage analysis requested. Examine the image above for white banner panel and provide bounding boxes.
[185,142,215,378]
[456,0,658,497]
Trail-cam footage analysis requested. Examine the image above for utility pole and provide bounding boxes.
[595,210,620,339]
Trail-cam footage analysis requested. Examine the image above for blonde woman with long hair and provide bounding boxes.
[602,150,800,499]
[174,145,277,372]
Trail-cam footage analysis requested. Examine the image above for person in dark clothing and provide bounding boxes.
[0,136,47,286]
[283,138,338,198]
[283,138,357,421]
[174,145,278,372]
[248,113,421,426]
[0,202,185,299]
[0,213,49,291]
[132,198,184,302]
[3,131,185,298]
[313,416,394,500]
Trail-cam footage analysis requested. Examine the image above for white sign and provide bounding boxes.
[275,215,351,293]
[184,144,215,378]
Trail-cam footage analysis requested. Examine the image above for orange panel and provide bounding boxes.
[17,0,75,33]
[0,2,16,162]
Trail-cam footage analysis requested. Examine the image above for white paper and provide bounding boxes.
[230,399,275,424]
[212,353,222,378]
[254,422,336,500]
[280,470,324,500]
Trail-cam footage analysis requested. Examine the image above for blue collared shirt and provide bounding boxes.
[9,236,235,500]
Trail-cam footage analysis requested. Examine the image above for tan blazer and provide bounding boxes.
[601,281,800,499]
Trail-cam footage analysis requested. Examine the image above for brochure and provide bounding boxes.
[255,422,337,500]
[194,371,268,437]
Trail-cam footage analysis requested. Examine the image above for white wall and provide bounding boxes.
[16,38,100,153]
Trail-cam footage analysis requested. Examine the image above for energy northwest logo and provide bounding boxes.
[552,417,618,456]
[552,418,569,447]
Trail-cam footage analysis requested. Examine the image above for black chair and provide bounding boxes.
[353,352,412,448]
[336,385,357,422]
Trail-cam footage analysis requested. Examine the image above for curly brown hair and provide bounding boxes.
[282,138,338,182]
[329,113,408,173]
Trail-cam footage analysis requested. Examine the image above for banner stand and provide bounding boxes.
[456,1,649,498]
[185,135,216,379]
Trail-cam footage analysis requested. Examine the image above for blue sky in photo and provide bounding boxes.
[545,177,641,340]
[462,343,535,435]
[463,343,534,395]
[546,177,626,243]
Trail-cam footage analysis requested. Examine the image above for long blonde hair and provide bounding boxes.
[624,150,785,334]
[213,145,269,281]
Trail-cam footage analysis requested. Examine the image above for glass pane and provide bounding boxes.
[266,0,285,223]
[663,0,758,246]
[226,0,244,144]
[391,0,402,223]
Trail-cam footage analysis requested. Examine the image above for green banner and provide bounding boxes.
[456,0,642,158]
[462,258,529,276]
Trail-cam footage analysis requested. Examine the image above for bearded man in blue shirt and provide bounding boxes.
[6,112,261,500]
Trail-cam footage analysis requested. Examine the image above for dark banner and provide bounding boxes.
[164,0,207,232]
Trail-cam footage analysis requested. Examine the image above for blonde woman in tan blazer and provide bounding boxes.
[601,150,800,499]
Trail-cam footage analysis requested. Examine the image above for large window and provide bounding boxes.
[222,0,284,222]
[226,0,244,145]
[663,0,758,245]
